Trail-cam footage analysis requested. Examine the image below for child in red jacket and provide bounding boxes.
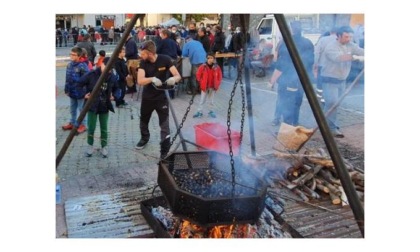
[193,52,222,118]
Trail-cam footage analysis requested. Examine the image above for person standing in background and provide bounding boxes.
[193,53,222,118]
[125,33,139,94]
[320,25,364,138]
[114,47,129,107]
[269,21,314,127]
[182,35,207,95]
[62,47,89,134]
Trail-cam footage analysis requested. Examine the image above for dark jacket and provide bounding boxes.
[125,37,139,60]
[197,34,211,53]
[76,41,97,63]
[65,61,89,99]
[78,68,120,114]
[114,58,128,84]
[156,38,181,60]
[276,34,314,90]
[212,31,225,53]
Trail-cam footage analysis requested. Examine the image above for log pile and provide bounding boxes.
[274,148,364,205]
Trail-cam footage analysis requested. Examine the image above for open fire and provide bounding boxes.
[145,202,284,238]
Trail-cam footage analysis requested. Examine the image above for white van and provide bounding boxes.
[256,14,321,58]
[256,14,281,56]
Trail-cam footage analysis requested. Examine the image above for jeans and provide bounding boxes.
[197,89,215,113]
[70,97,87,127]
[322,81,345,130]
[188,64,201,93]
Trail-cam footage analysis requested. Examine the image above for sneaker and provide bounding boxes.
[77,124,87,134]
[333,129,344,138]
[208,111,216,118]
[135,139,149,150]
[101,146,108,158]
[160,137,171,160]
[193,112,203,118]
[62,123,73,130]
[85,145,94,157]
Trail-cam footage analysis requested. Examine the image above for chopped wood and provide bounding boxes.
[356,190,364,201]
[329,191,341,205]
[338,186,348,206]
[306,157,334,167]
[293,188,309,202]
[292,165,323,186]
[316,183,330,194]
[278,180,309,202]
[315,178,342,196]
[309,178,317,191]
[275,151,330,162]
[318,169,341,185]
[302,185,320,199]
[355,184,364,192]
[349,171,364,187]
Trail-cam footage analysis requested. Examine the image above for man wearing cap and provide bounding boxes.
[136,40,182,160]
[182,35,207,94]
[78,57,120,158]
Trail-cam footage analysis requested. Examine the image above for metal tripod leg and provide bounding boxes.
[164,90,193,169]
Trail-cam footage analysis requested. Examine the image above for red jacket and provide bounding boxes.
[196,63,222,92]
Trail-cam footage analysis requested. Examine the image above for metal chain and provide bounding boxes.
[227,52,246,188]
[169,93,196,148]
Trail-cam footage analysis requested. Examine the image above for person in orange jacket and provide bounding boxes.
[193,52,222,118]
[96,50,106,68]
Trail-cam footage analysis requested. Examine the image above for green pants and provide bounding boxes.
[87,111,109,148]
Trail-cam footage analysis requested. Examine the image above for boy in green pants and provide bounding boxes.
[78,57,120,157]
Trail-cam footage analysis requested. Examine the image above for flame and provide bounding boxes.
[178,221,253,238]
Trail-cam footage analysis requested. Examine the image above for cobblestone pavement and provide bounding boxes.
[55,61,364,238]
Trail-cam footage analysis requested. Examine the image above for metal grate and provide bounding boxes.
[157,151,267,227]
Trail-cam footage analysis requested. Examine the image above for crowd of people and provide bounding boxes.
[59,19,364,159]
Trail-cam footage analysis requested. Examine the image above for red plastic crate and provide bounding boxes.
[194,123,240,154]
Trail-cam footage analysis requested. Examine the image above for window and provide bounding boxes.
[258,19,273,35]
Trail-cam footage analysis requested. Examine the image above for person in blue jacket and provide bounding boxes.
[62,46,89,134]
